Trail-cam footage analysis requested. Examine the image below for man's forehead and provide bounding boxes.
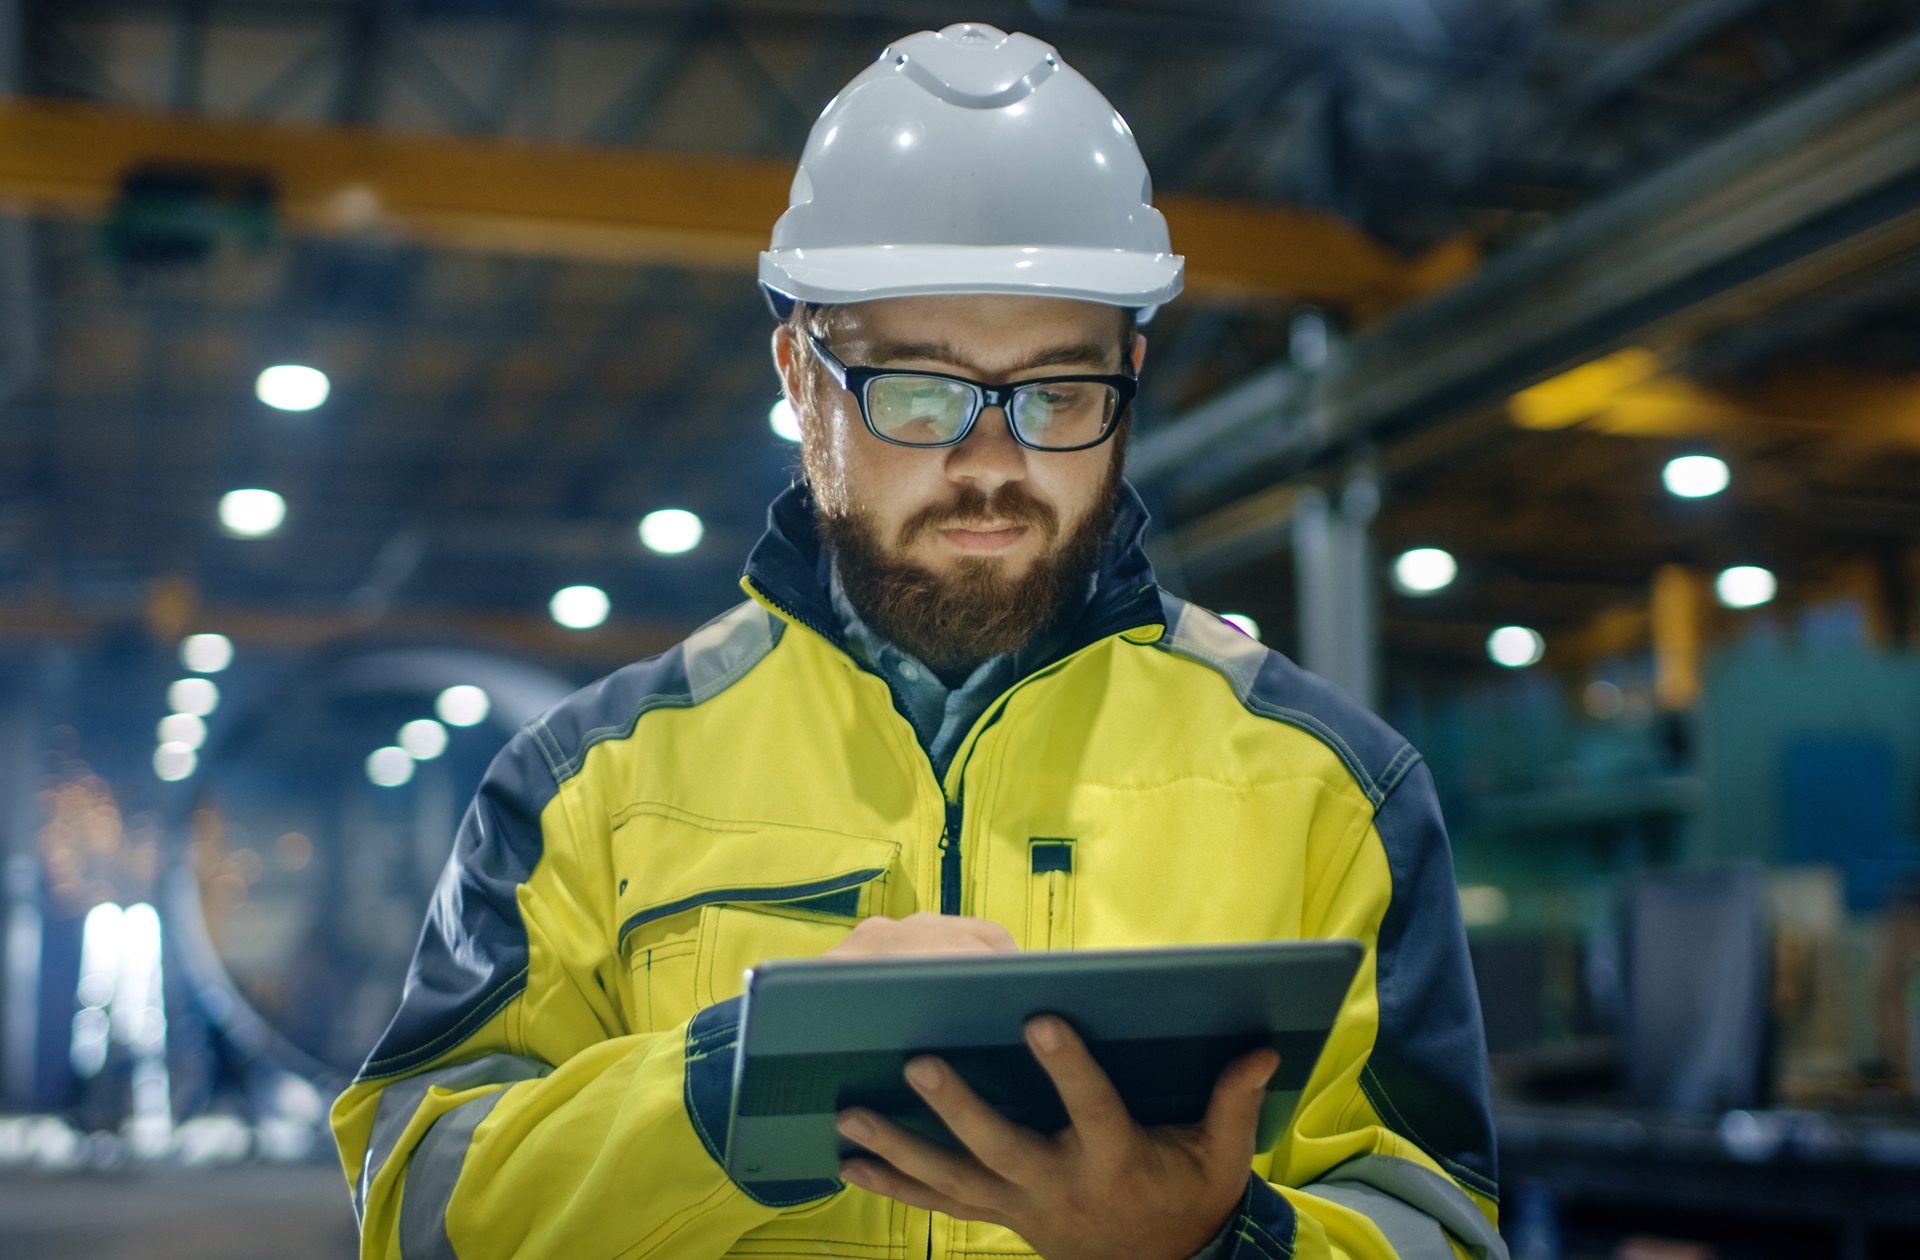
[827,294,1129,369]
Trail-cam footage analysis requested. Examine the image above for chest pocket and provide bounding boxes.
[613,805,904,1032]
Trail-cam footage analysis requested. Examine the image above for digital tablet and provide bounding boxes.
[724,939,1363,1182]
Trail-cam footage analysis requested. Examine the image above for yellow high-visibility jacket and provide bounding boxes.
[332,484,1503,1260]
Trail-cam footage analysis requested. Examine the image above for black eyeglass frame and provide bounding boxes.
[806,333,1137,452]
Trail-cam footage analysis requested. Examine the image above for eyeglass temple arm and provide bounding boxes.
[807,333,851,390]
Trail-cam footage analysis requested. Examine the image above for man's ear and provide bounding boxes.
[1130,331,1147,375]
[771,323,799,398]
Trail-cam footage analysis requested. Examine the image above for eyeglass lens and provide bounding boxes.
[864,376,1120,448]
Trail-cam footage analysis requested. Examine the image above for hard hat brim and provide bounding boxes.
[759,245,1183,313]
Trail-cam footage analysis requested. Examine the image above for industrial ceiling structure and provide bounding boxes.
[0,0,1916,689]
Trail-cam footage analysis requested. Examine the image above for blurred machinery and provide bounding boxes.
[169,645,571,1090]
[1,636,569,1171]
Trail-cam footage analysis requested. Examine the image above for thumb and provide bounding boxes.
[1200,1048,1280,1154]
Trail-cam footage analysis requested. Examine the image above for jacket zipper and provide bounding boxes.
[745,574,1161,926]
[939,798,964,916]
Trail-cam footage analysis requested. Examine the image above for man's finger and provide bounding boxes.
[838,1158,985,1220]
[1198,1047,1281,1156]
[1025,1016,1133,1142]
[836,1105,1004,1205]
[901,1055,1043,1180]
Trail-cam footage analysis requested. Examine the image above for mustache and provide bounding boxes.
[895,483,1059,549]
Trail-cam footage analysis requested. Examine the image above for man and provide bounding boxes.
[332,24,1501,1260]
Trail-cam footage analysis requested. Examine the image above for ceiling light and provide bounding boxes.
[1289,308,1330,370]
[1487,626,1545,668]
[1715,565,1777,609]
[1392,548,1457,595]
[167,677,220,716]
[1662,455,1729,498]
[1220,613,1261,641]
[219,489,286,538]
[157,713,206,750]
[1457,885,1509,927]
[550,585,610,629]
[365,746,414,788]
[153,742,197,782]
[398,718,448,761]
[255,365,330,412]
[435,685,490,727]
[769,399,802,442]
[639,509,704,555]
[179,633,233,673]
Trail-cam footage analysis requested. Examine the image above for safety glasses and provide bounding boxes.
[807,333,1135,452]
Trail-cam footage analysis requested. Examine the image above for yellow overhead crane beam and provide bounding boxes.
[1509,345,1920,447]
[0,97,1471,315]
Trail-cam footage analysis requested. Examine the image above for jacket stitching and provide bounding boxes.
[1154,594,1397,808]
[1154,623,1381,805]
[630,1180,742,1260]
[1302,806,1381,941]
[1375,744,1422,798]
[528,718,568,782]
[550,691,698,782]
[1236,696,1382,806]
[617,867,889,947]
[1233,1218,1293,1260]
[1359,1065,1498,1198]
[359,969,528,1079]
[689,633,777,706]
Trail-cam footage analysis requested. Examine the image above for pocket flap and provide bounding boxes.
[613,803,899,947]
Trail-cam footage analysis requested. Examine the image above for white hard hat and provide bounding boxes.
[760,23,1182,320]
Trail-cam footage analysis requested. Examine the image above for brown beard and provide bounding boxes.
[818,453,1125,676]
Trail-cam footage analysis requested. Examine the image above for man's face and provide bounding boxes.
[776,294,1143,586]
[773,294,1144,671]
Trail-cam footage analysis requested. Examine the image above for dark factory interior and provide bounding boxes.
[1,2,1919,1257]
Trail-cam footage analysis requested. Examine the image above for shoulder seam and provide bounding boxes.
[536,603,782,785]
[1153,592,1415,812]
[531,685,700,784]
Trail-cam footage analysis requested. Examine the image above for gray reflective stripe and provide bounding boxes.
[1301,1182,1455,1260]
[684,601,781,703]
[354,1053,552,1223]
[399,1087,512,1260]
[1306,1154,1508,1260]
[1161,595,1266,704]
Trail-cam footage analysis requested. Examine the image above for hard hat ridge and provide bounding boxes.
[889,24,1057,109]
[760,23,1182,320]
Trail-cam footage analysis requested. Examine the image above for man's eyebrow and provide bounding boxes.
[865,340,1118,374]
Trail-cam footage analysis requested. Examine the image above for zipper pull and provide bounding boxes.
[939,799,964,916]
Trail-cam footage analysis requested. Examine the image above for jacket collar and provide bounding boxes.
[742,480,1165,659]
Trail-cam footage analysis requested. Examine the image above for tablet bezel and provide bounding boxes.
[724,938,1363,1182]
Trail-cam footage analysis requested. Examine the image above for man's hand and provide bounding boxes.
[835,1014,1279,1260]
[823,911,1018,958]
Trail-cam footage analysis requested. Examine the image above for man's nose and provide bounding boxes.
[944,404,1027,493]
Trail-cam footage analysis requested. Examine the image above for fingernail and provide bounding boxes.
[905,1058,943,1091]
[838,1111,874,1140]
[1028,1017,1062,1052]
[839,1162,869,1187]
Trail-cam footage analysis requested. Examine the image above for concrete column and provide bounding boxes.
[1293,470,1380,711]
